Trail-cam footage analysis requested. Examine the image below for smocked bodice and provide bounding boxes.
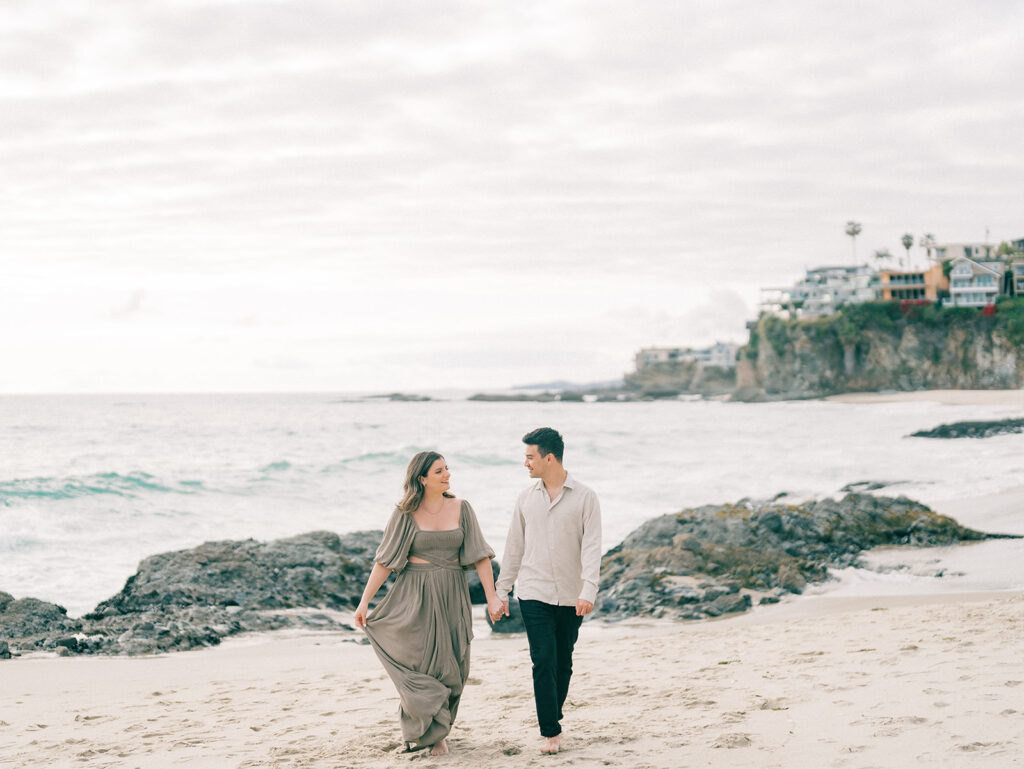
[408,527,464,563]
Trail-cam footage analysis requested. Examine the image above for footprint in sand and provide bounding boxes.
[711,732,752,748]
[958,741,1002,752]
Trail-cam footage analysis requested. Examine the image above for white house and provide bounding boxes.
[934,242,996,262]
[1010,260,1024,296]
[634,342,740,371]
[759,264,876,318]
[948,256,1004,307]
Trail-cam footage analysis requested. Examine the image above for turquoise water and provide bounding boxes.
[2,393,1022,615]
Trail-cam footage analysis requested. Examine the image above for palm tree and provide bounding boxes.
[901,233,913,269]
[919,233,937,262]
[845,220,863,262]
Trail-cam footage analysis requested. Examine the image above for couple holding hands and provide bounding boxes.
[353,427,602,756]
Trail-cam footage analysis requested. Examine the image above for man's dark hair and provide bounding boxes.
[522,427,564,463]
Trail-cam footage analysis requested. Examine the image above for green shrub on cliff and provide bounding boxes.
[839,301,903,329]
[995,297,1024,346]
[763,316,791,357]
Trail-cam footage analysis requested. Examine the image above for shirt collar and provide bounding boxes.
[533,471,575,492]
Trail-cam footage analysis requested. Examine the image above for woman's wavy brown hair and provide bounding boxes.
[397,450,455,513]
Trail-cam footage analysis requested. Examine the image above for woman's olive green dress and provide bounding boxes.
[365,500,494,749]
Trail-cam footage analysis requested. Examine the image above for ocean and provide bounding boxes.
[2,393,1022,616]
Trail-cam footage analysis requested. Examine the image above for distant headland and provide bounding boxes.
[470,236,1024,403]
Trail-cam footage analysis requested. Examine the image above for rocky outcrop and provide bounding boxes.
[596,493,1017,620]
[736,301,1024,400]
[624,361,736,398]
[0,530,498,657]
[4,493,1014,654]
[910,417,1024,439]
[90,530,377,616]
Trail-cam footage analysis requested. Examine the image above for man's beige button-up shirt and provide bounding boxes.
[495,472,602,607]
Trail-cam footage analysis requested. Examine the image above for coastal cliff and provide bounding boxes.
[736,299,1024,400]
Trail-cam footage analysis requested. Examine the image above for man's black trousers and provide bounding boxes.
[518,599,584,738]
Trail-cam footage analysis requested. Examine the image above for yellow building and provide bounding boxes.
[877,263,949,302]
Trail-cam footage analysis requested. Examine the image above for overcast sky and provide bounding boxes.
[2,0,1022,393]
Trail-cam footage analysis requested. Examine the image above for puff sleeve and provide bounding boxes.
[459,499,495,569]
[374,507,414,573]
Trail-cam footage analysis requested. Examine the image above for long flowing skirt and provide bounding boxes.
[364,563,473,748]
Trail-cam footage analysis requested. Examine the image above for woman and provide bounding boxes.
[353,451,502,756]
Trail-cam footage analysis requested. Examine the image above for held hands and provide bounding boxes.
[575,599,594,617]
[487,597,509,623]
[353,603,368,631]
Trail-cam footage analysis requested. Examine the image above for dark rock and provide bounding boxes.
[3,529,387,656]
[0,591,13,612]
[909,418,1024,439]
[0,597,78,640]
[700,586,733,602]
[55,636,83,653]
[596,493,1018,621]
[705,593,752,616]
[841,480,909,493]
[1,527,512,656]
[366,392,432,402]
[0,640,10,659]
[92,530,380,618]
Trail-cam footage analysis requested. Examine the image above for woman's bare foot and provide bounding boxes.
[429,739,449,756]
[540,735,561,754]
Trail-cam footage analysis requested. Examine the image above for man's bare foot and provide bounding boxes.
[540,735,561,754]
[429,739,449,756]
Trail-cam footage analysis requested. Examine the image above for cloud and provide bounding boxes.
[254,354,310,371]
[1,1,1022,391]
[107,289,146,319]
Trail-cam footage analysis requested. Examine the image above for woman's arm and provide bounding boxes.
[353,562,392,630]
[475,557,504,621]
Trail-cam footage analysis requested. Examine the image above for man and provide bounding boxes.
[492,427,602,755]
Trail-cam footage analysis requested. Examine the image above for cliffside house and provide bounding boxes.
[934,242,996,262]
[1011,260,1024,296]
[876,263,949,302]
[949,256,1004,307]
[758,264,876,318]
[634,342,739,371]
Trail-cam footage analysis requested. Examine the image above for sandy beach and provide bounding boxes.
[3,389,1022,768]
[2,590,1021,769]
